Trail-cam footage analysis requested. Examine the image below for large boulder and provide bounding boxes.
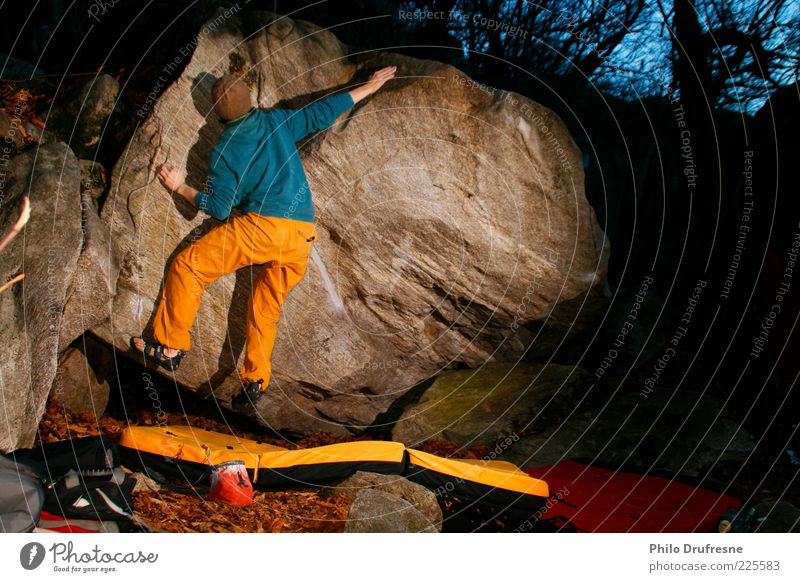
[391,363,591,446]
[0,142,117,450]
[0,143,83,451]
[93,10,608,436]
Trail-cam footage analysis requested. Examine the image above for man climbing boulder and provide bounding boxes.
[130,66,398,410]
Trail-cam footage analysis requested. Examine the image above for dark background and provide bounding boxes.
[2,0,798,504]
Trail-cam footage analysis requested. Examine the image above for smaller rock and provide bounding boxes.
[68,74,120,157]
[344,488,437,533]
[74,74,119,121]
[322,470,442,531]
[52,344,111,416]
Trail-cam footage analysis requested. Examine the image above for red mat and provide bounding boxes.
[524,461,741,532]
[33,510,121,533]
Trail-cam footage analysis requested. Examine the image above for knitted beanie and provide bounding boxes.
[211,75,252,121]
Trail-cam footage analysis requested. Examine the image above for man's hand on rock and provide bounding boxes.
[349,66,397,104]
[157,164,199,207]
[157,164,186,192]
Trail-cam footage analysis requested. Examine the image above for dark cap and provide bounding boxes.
[212,75,252,121]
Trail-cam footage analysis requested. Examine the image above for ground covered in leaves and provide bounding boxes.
[37,397,490,533]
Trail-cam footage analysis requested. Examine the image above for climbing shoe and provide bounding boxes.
[130,337,186,372]
[232,379,265,409]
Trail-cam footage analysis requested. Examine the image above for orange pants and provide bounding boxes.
[152,213,316,385]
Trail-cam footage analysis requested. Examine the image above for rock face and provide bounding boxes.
[392,363,590,446]
[344,488,437,533]
[322,470,442,531]
[0,143,83,451]
[60,175,118,347]
[93,11,608,436]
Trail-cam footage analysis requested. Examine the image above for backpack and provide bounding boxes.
[17,435,119,476]
[14,436,140,528]
[44,467,136,521]
[0,453,45,533]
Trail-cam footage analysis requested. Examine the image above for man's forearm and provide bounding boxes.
[348,66,397,104]
[175,183,199,206]
[348,86,372,105]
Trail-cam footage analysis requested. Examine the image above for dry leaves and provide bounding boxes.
[36,397,487,533]
[132,488,349,533]
[0,83,47,139]
[37,399,354,532]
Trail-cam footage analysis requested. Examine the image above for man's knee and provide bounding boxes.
[251,304,282,325]
[170,245,194,273]
[171,245,214,281]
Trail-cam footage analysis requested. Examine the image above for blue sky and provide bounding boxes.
[417,0,799,114]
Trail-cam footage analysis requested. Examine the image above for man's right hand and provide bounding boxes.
[349,66,397,104]
[157,164,199,207]
[157,164,186,192]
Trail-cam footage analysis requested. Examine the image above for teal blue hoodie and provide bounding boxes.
[194,91,354,223]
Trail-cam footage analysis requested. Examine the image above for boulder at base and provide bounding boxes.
[391,362,591,446]
[322,470,442,532]
[94,10,608,436]
[344,488,438,533]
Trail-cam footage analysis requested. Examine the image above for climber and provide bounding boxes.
[131,66,397,410]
